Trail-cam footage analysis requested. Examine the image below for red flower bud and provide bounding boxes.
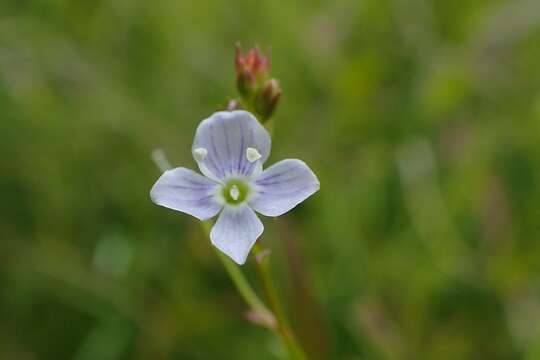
[235,43,271,99]
[234,43,283,121]
[235,43,270,79]
[236,71,257,98]
[254,78,282,120]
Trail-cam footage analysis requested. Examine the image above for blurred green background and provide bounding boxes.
[2,0,540,359]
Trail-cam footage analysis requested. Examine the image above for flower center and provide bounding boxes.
[222,179,250,205]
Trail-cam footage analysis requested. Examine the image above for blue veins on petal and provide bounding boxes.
[150,110,319,264]
[249,159,320,217]
[150,167,223,221]
[210,204,264,265]
[192,111,271,179]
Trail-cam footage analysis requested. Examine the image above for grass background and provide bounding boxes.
[2,0,540,359]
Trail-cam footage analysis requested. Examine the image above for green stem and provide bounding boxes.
[253,243,307,360]
[200,221,274,327]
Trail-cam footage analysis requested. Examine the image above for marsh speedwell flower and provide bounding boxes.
[150,110,319,264]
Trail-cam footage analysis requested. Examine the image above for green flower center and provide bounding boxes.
[222,179,250,205]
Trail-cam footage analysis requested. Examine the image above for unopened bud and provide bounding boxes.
[254,79,282,120]
[237,71,257,98]
[235,42,271,99]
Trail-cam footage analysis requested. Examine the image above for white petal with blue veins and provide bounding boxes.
[192,111,271,179]
[249,159,320,217]
[150,167,223,220]
[210,204,264,264]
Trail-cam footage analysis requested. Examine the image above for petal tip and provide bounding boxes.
[210,236,249,265]
[149,167,222,220]
[209,206,264,265]
[249,159,320,217]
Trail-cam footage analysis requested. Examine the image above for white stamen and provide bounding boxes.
[230,185,240,200]
[246,147,261,163]
[193,147,208,162]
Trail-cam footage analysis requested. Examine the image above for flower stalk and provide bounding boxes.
[201,221,276,329]
[203,221,307,359]
[253,243,307,359]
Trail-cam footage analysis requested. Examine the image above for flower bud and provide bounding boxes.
[235,43,270,99]
[236,71,257,98]
[254,79,282,120]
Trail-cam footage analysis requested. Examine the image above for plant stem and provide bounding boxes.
[253,243,307,360]
[200,221,275,328]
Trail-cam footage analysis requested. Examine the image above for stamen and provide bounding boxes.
[246,147,261,163]
[229,185,240,201]
[193,147,208,162]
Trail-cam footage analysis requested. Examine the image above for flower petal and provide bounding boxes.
[249,159,320,217]
[210,204,264,265]
[192,111,271,179]
[150,167,223,220]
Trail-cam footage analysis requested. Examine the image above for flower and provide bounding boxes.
[150,111,320,265]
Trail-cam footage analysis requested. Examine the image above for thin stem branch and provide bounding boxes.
[200,221,275,328]
[253,243,307,360]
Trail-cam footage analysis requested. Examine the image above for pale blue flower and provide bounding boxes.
[150,111,319,264]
